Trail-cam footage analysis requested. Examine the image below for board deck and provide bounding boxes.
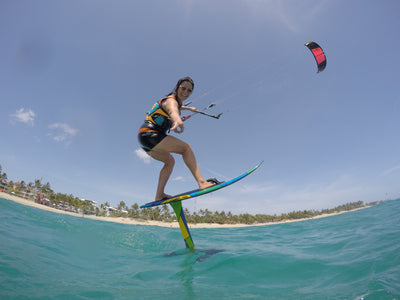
[140,161,263,208]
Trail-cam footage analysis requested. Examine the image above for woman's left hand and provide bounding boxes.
[182,106,199,113]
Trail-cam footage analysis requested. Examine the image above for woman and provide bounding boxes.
[138,77,215,202]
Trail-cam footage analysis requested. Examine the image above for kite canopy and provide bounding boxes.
[305,41,327,73]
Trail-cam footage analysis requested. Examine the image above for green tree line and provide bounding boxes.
[1,164,375,224]
[128,200,370,224]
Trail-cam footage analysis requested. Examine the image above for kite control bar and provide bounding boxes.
[195,111,223,119]
[182,103,223,121]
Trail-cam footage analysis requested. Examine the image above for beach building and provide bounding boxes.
[0,180,8,192]
[101,205,128,216]
[81,199,98,215]
[1,181,42,200]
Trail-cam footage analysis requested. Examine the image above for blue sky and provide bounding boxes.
[1,0,399,215]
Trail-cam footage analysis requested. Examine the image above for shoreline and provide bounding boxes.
[1,191,370,229]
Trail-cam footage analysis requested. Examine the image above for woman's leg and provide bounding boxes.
[149,136,213,200]
[148,149,175,201]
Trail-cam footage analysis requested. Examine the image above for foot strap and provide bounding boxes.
[207,178,223,185]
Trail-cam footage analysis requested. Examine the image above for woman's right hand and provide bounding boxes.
[171,119,184,133]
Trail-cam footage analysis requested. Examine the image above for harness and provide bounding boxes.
[145,96,181,133]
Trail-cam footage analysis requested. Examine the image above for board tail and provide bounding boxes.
[170,201,194,249]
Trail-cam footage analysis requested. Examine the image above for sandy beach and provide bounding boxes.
[1,191,369,229]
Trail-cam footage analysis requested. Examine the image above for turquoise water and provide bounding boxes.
[1,198,399,300]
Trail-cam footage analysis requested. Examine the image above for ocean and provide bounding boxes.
[1,198,399,300]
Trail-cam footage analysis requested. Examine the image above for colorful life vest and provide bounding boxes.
[145,97,181,132]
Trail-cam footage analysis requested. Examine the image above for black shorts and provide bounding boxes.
[138,125,167,152]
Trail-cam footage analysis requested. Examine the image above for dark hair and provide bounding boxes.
[168,76,194,96]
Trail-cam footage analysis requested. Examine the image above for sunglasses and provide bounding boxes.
[179,86,193,93]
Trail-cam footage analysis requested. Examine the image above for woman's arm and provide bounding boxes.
[163,97,185,133]
[181,105,199,112]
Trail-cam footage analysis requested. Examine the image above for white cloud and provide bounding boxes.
[10,108,36,126]
[135,148,151,164]
[172,176,185,182]
[381,164,400,177]
[48,123,78,143]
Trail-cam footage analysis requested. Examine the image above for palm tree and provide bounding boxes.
[160,204,172,221]
[20,181,26,190]
[0,165,7,181]
[40,182,52,194]
[129,203,140,218]
[150,207,162,220]
[34,179,42,190]
[117,201,127,212]
[0,172,7,181]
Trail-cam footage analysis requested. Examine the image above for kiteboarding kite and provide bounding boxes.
[305,41,327,73]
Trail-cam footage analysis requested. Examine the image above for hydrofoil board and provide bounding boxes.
[140,161,263,208]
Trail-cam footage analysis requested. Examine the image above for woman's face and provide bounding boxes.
[176,81,193,102]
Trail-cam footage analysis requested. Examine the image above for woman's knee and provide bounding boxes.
[180,142,193,155]
[149,150,175,166]
[165,154,175,166]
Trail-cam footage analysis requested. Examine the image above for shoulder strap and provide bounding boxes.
[160,95,182,111]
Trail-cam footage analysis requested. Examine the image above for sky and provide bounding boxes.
[1,0,399,215]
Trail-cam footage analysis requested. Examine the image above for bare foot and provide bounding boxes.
[155,193,171,202]
[199,180,215,190]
